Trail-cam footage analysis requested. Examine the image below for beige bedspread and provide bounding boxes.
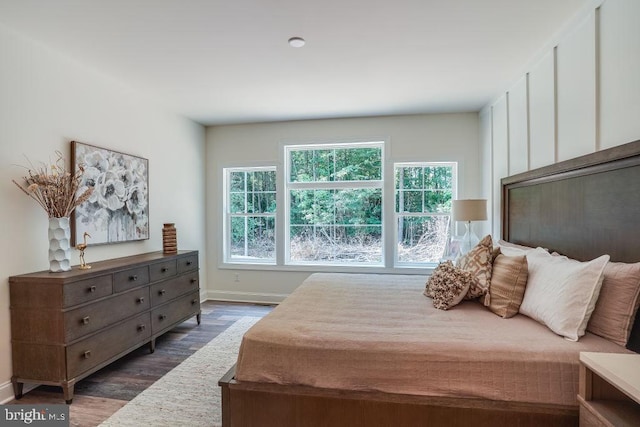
[235,273,630,406]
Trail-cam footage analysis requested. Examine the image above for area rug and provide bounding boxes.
[99,316,260,427]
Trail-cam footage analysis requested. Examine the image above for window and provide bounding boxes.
[224,167,277,264]
[285,142,383,265]
[395,163,456,266]
[222,146,458,270]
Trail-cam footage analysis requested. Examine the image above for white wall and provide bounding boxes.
[478,106,493,239]
[0,25,206,402]
[481,0,640,237]
[491,95,509,237]
[599,0,640,149]
[205,113,480,303]
[528,50,556,169]
[557,11,597,159]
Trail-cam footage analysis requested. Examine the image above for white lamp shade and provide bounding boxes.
[452,199,487,222]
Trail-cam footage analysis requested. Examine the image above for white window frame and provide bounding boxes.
[284,141,385,267]
[393,161,458,268]
[223,166,277,265]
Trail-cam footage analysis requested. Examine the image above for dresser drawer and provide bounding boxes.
[149,259,177,282]
[113,266,150,292]
[67,312,151,378]
[177,254,198,273]
[63,275,113,307]
[152,291,200,334]
[150,274,199,307]
[65,287,150,342]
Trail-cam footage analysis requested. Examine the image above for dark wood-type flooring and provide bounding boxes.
[6,301,273,427]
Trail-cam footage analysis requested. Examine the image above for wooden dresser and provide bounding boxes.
[9,250,201,404]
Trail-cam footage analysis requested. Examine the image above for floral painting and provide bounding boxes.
[71,141,149,245]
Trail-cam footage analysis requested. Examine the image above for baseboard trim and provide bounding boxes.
[205,290,287,304]
[0,381,37,404]
[0,381,13,404]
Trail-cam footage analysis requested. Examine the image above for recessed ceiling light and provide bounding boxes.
[288,37,305,48]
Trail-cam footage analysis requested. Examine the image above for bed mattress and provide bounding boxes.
[235,273,629,406]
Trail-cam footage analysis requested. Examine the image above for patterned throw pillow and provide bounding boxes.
[457,234,493,300]
[425,261,475,310]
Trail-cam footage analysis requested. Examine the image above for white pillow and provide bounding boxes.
[519,248,609,341]
[496,239,539,257]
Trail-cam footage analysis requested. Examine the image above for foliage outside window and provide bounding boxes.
[286,143,383,265]
[395,163,456,265]
[225,167,276,263]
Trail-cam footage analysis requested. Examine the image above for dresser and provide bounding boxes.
[9,250,201,403]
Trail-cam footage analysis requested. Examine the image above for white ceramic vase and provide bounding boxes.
[48,217,71,272]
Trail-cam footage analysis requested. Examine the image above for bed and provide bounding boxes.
[219,138,640,427]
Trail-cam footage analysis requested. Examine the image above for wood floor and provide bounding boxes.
[6,301,273,427]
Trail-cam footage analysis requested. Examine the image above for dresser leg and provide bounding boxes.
[149,339,156,353]
[63,382,74,404]
[197,312,201,325]
[12,377,23,399]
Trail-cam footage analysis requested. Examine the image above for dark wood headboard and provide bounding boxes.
[501,139,640,352]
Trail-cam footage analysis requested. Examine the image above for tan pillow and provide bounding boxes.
[587,261,640,346]
[425,261,474,310]
[485,254,528,318]
[457,234,493,300]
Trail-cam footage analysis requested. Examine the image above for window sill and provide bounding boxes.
[217,263,434,275]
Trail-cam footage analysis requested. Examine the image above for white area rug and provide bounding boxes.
[99,316,260,427]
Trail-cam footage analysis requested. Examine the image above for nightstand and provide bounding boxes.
[578,352,640,426]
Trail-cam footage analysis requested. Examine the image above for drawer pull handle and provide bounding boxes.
[159,289,166,296]
[161,267,168,273]
[83,350,91,359]
[81,316,90,325]
[186,261,192,266]
[137,324,146,331]
[190,278,197,284]
[137,297,145,304]
[89,286,96,293]
[191,299,198,305]
[159,314,167,321]
[130,275,138,281]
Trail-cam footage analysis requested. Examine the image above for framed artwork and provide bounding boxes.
[71,141,149,245]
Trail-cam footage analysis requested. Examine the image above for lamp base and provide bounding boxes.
[460,221,479,255]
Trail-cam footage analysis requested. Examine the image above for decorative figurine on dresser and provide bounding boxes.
[9,250,201,404]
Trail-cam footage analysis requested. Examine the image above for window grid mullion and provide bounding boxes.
[287,180,382,190]
[244,171,249,257]
[224,167,277,264]
[393,163,456,267]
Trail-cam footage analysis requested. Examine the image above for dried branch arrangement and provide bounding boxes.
[13,151,94,218]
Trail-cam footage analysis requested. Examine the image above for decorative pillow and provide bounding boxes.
[519,248,610,341]
[424,261,474,310]
[587,261,640,346]
[484,254,528,318]
[456,234,493,300]
[424,261,455,298]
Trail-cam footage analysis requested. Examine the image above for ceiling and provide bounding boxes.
[0,0,590,126]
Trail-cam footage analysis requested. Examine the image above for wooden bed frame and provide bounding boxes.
[219,139,640,426]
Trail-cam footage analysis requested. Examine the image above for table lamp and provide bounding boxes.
[452,199,487,255]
